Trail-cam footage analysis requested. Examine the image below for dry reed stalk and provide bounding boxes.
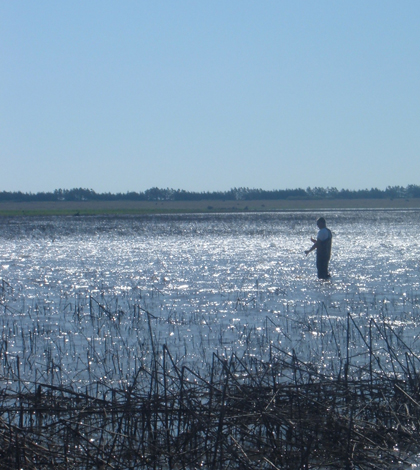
[0,349,418,469]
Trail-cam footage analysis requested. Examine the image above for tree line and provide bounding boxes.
[1,185,420,202]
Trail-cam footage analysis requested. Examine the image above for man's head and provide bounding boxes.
[317,217,326,228]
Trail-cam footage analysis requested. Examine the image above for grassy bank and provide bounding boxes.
[1,198,420,216]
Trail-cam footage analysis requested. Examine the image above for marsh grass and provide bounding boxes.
[1,282,420,468]
[1,198,420,216]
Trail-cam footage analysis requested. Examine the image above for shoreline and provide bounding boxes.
[1,198,420,216]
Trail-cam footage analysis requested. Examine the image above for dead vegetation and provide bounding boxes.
[1,344,420,469]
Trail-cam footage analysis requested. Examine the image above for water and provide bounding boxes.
[1,210,420,392]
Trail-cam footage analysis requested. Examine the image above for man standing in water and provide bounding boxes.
[305,217,332,279]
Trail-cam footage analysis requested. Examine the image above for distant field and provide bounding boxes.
[1,198,420,216]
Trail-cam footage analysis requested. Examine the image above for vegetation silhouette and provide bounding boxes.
[1,185,420,202]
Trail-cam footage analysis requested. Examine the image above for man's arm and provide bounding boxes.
[305,239,319,256]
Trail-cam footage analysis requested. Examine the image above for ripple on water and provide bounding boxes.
[1,210,420,389]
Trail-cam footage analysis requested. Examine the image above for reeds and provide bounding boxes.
[1,284,420,468]
[1,341,420,468]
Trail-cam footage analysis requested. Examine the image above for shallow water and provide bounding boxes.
[1,210,420,393]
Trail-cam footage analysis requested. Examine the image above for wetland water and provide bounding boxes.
[1,210,420,391]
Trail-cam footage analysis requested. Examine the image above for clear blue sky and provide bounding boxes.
[1,1,419,194]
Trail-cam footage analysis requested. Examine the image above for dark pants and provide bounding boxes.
[316,256,330,279]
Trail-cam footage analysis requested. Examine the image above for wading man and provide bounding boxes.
[305,217,332,280]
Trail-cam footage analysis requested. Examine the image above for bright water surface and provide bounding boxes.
[1,210,420,396]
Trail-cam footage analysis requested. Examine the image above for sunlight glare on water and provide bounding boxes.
[1,210,420,391]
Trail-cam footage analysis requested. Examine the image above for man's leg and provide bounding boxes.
[317,257,330,279]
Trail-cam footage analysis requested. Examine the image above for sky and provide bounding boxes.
[1,1,419,194]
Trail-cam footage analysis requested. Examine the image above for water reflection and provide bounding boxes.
[1,210,420,389]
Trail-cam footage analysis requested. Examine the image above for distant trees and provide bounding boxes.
[0,185,420,202]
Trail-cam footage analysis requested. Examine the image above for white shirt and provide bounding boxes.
[317,227,330,241]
